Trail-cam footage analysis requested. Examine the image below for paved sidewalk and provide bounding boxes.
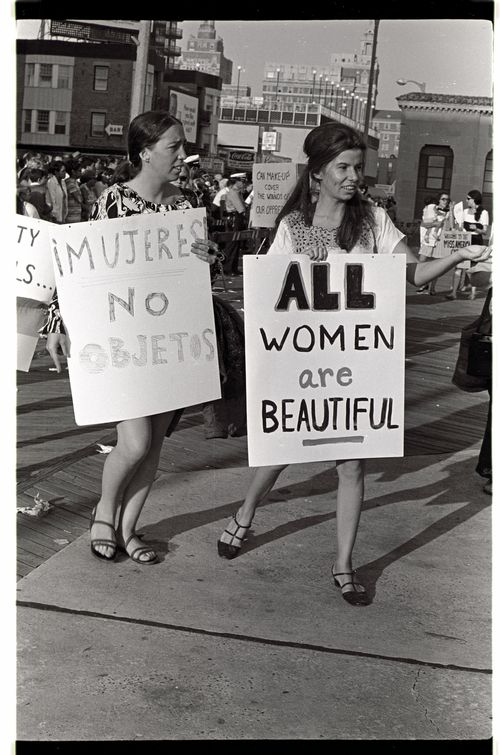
[16,272,492,740]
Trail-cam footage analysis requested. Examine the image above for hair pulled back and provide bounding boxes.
[276,122,374,251]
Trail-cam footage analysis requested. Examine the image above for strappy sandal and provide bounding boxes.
[332,568,370,606]
[89,507,117,562]
[118,534,158,565]
[217,514,252,559]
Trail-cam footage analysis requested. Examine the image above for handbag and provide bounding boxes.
[452,289,492,391]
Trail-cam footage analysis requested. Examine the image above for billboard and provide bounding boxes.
[169,90,199,144]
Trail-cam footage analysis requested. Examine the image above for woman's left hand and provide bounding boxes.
[459,245,492,263]
[191,239,220,264]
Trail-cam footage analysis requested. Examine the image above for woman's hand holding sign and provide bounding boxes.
[190,238,221,263]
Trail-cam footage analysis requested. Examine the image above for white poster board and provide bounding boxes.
[169,90,199,143]
[17,299,47,372]
[434,230,472,258]
[51,209,221,426]
[243,254,407,466]
[250,163,297,228]
[16,215,55,303]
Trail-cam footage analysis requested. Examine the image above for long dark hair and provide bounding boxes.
[467,189,484,222]
[275,122,374,251]
[128,110,182,168]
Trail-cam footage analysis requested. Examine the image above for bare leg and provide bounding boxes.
[218,465,287,557]
[446,269,461,299]
[116,410,175,562]
[90,416,155,558]
[332,459,366,596]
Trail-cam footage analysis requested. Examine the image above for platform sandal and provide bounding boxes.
[217,514,252,559]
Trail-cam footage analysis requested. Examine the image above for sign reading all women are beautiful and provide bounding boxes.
[243,254,406,466]
[50,208,221,425]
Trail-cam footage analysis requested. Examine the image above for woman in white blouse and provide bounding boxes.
[217,122,491,606]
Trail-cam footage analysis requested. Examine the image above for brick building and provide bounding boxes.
[17,38,165,156]
[395,92,493,222]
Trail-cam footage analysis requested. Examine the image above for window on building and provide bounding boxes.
[414,145,453,218]
[54,111,67,134]
[36,110,50,132]
[482,150,493,196]
[91,112,106,136]
[23,109,32,132]
[39,64,53,88]
[25,63,35,87]
[93,66,109,92]
[57,65,71,89]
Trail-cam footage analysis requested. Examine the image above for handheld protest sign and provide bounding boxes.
[434,230,472,258]
[243,254,406,467]
[17,297,46,372]
[16,215,54,370]
[16,215,55,303]
[50,209,221,426]
[250,163,298,228]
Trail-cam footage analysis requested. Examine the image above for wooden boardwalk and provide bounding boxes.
[16,269,489,580]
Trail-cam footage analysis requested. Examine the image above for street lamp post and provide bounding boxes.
[236,65,242,106]
[396,78,426,93]
[323,78,329,106]
[275,67,280,108]
[311,69,316,104]
[318,74,323,105]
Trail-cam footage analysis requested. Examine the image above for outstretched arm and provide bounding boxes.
[397,239,492,286]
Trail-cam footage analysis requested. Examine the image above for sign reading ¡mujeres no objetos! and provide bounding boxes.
[50,209,221,426]
[243,254,407,466]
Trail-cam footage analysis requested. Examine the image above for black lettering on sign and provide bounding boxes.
[345,264,375,309]
[275,263,310,310]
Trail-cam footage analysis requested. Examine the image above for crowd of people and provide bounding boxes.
[16,149,255,277]
[17,113,491,599]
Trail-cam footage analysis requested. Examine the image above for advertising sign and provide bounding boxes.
[250,163,298,229]
[169,90,199,143]
[243,254,406,466]
[50,209,221,425]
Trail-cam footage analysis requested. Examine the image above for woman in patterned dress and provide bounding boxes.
[217,122,491,605]
[45,111,221,565]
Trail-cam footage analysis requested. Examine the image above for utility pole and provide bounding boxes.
[363,19,379,142]
[130,20,151,122]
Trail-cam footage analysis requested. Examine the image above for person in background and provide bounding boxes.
[417,192,454,295]
[46,160,68,223]
[447,190,489,300]
[175,165,199,207]
[223,174,247,276]
[211,177,229,220]
[467,259,493,494]
[64,159,84,224]
[27,168,52,221]
[43,110,223,566]
[216,121,491,606]
[16,178,40,218]
[79,172,99,221]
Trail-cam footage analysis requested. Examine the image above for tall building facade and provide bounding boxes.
[17,38,164,155]
[179,21,233,84]
[261,24,378,112]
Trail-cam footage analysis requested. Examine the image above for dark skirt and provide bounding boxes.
[166,295,246,437]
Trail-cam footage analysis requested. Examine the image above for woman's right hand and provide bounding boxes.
[303,244,328,261]
[46,332,71,373]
